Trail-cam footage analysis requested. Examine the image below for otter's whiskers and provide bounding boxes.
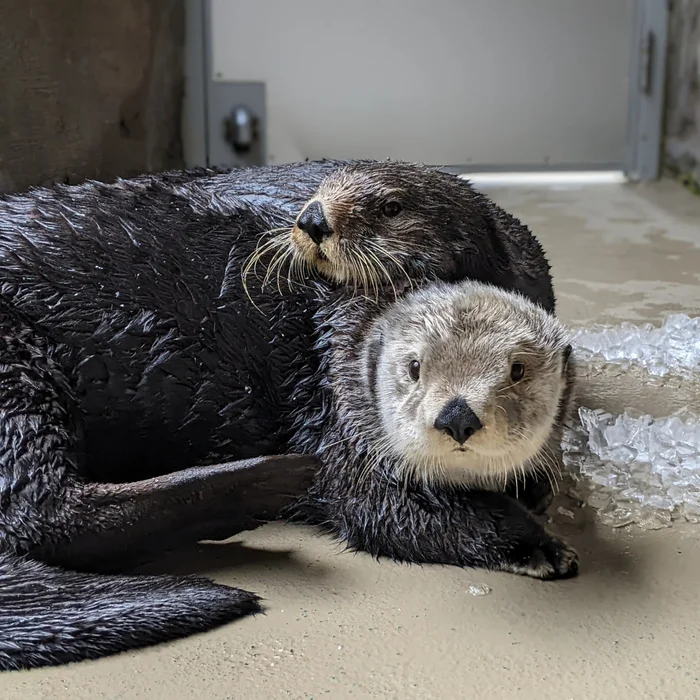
[241,226,293,305]
[367,239,414,299]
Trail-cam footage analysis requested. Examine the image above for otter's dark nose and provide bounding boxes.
[434,398,483,445]
[297,201,332,245]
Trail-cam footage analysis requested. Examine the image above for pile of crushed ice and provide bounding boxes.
[572,313,700,378]
[563,408,700,529]
[562,313,700,529]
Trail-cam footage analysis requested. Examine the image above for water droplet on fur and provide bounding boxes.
[244,385,252,394]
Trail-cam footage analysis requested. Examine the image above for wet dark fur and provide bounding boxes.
[0,159,557,670]
[0,162,334,671]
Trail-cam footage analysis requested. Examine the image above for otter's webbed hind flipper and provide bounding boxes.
[48,454,318,573]
[0,553,261,672]
[0,452,316,672]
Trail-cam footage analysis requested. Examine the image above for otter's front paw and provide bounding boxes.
[506,537,579,580]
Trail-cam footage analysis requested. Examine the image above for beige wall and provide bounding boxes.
[0,0,185,193]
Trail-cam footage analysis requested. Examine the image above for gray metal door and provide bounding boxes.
[186,0,665,179]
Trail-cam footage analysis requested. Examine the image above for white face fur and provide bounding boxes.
[362,281,573,488]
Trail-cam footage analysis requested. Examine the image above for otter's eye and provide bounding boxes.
[510,362,525,382]
[382,201,402,217]
[408,360,421,381]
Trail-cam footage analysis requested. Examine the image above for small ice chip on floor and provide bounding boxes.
[557,506,575,519]
[467,584,491,596]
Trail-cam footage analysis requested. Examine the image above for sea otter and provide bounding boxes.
[287,280,576,579]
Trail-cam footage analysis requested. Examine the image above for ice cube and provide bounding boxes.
[682,501,700,523]
[467,584,491,597]
[636,510,672,530]
[599,506,637,528]
[605,445,639,463]
[643,494,674,511]
[561,403,700,531]
[587,490,612,510]
[573,314,700,378]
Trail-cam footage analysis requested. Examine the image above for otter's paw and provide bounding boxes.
[506,537,579,580]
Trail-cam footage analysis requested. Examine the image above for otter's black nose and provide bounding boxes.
[434,398,483,445]
[297,201,332,245]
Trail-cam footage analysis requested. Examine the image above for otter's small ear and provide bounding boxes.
[562,344,572,365]
[364,329,384,400]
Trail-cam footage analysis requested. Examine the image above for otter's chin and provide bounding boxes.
[309,253,336,278]
[460,440,547,464]
[291,228,335,273]
[399,435,548,487]
[290,229,412,295]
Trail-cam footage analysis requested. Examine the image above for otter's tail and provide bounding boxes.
[0,554,260,671]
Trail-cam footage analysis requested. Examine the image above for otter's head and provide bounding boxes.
[361,281,573,486]
[288,161,492,292]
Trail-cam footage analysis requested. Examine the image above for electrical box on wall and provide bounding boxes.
[208,82,266,168]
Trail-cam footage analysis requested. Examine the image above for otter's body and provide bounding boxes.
[0,159,556,670]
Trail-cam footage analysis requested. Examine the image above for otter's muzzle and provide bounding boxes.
[297,201,332,245]
[434,398,483,445]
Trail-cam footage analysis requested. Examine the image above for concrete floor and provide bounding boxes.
[2,179,700,699]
